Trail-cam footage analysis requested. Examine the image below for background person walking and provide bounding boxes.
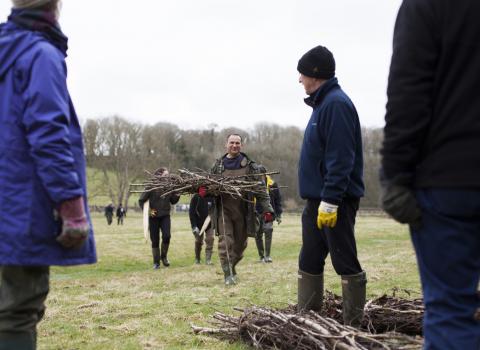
[139,168,180,269]
[116,203,125,225]
[255,165,283,263]
[189,194,214,265]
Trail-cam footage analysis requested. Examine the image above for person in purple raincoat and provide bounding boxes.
[0,1,96,348]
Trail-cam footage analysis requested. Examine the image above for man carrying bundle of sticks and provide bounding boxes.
[203,134,274,285]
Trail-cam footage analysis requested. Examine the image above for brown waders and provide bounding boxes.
[217,167,248,285]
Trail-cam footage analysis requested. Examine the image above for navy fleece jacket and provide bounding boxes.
[298,78,364,204]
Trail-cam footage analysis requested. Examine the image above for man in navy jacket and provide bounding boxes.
[381,1,480,348]
[296,45,366,327]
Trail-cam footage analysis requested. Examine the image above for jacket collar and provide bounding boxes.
[304,77,339,107]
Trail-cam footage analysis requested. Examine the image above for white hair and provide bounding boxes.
[12,0,56,9]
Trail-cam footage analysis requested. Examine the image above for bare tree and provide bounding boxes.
[85,116,144,207]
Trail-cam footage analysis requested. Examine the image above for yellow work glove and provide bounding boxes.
[317,201,338,228]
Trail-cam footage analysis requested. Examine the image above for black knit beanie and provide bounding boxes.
[297,45,335,79]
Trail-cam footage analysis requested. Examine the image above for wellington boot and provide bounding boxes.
[255,234,265,261]
[232,263,238,282]
[152,247,160,269]
[161,242,170,267]
[341,271,367,327]
[222,264,235,286]
[161,257,170,267]
[205,251,213,265]
[264,229,273,261]
[0,331,36,350]
[297,270,323,312]
[195,241,202,263]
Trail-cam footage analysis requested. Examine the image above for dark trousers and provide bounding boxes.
[299,198,362,275]
[0,265,49,345]
[412,189,480,350]
[149,215,171,248]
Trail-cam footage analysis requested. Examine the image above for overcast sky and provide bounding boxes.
[1,1,402,130]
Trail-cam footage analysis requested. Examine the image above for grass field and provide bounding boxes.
[38,212,421,350]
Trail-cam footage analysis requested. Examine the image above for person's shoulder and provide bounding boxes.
[322,87,357,117]
[17,38,65,78]
[241,152,253,164]
[211,154,227,172]
[324,85,352,104]
[243,154,260,172]
[214,154,227,164]
[28,37,64,62]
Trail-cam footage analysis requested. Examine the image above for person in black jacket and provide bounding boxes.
[189,194,214,265]
[381,1,480,348]
[116,203,125,225]
[139,168,180,269]
[105,203,114,225]
[255,166,282,263]
[296,45,366,327]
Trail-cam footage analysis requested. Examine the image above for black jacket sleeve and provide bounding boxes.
[170,194,180,205]
[138,191,150,209]
[381,0,440,182]
[270,182,283,216]
[189,195,199,229]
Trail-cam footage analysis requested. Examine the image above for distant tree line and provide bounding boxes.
[83,116,382,210]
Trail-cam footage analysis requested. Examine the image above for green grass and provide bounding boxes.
[38,213,420,349]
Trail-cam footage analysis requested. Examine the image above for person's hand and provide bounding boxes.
[192,226,200,237]
[381,183,422,229]
[317,201,338,228]
[56,197,89,249]
[198,186,207,198]
[263,212,274,223]
[276,216,282,225]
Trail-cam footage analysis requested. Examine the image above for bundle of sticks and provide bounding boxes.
[321,291,424,336]
[130,168,278,199]
[192,291,424,350]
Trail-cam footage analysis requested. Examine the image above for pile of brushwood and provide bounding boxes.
[192,290,424,350]
[130,169,276,199]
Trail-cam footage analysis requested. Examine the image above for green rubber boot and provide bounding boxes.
[297,270,323,312]
[341,271,367,327]
[205,251,213,265]
[222,264,235,286]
